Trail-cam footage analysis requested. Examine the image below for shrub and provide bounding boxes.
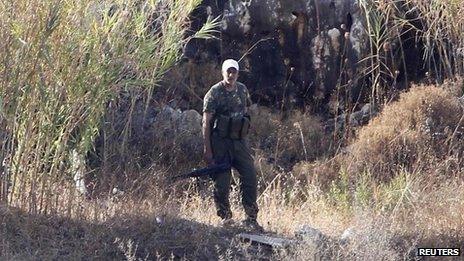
[348,82,464,180]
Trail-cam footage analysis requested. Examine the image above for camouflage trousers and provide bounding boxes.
[211,132,259,220]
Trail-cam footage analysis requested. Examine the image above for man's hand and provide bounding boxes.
[203,148,214,165]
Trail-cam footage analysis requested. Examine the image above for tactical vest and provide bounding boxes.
[213,114,251,140]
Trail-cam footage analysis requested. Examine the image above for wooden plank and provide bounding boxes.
[237,233,296,248]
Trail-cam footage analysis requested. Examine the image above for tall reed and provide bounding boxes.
[404,0,464,79]
[0,0,218,213]
[358,0,464,107]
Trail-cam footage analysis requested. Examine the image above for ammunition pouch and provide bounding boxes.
[213,115,251,140]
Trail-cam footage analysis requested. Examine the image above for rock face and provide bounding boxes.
[185,0,369,109]
[324,103,378,132]
[153,106,203,154]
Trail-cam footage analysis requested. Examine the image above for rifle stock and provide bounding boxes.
[169,162,231,182]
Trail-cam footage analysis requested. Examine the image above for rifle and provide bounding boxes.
[169,162,231,182]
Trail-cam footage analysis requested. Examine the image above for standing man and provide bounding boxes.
[202,59,262,231]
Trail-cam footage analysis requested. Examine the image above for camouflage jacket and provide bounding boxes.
[203,81,252,118]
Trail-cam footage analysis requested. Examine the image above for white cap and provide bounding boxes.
[222,59,239,72]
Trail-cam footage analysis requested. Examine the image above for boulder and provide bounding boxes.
[152,105,203,154]
[340,226,356,244]
[178,109,203,134]
[70,149,88,195]
[324,103,377,131]
[154,105,202,135]
[295,225,330,245]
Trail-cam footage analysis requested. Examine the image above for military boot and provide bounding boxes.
[241,217,264,232]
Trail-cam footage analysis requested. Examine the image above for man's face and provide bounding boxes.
[222,67,238,85]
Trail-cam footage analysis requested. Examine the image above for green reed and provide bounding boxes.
[0,0,218,213]
[358,0,463,107]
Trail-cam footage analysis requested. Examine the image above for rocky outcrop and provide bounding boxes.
[324,103,378,132]
[153,106,203,153]
[184,0,369,110]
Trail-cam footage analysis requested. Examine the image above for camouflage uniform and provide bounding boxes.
[203,81,259,220]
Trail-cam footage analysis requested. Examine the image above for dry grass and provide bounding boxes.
[248,106,329,168]
[4,81,464,259]
[348,80,464,181]
[0,200,235,260]
[2,169,463,260]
